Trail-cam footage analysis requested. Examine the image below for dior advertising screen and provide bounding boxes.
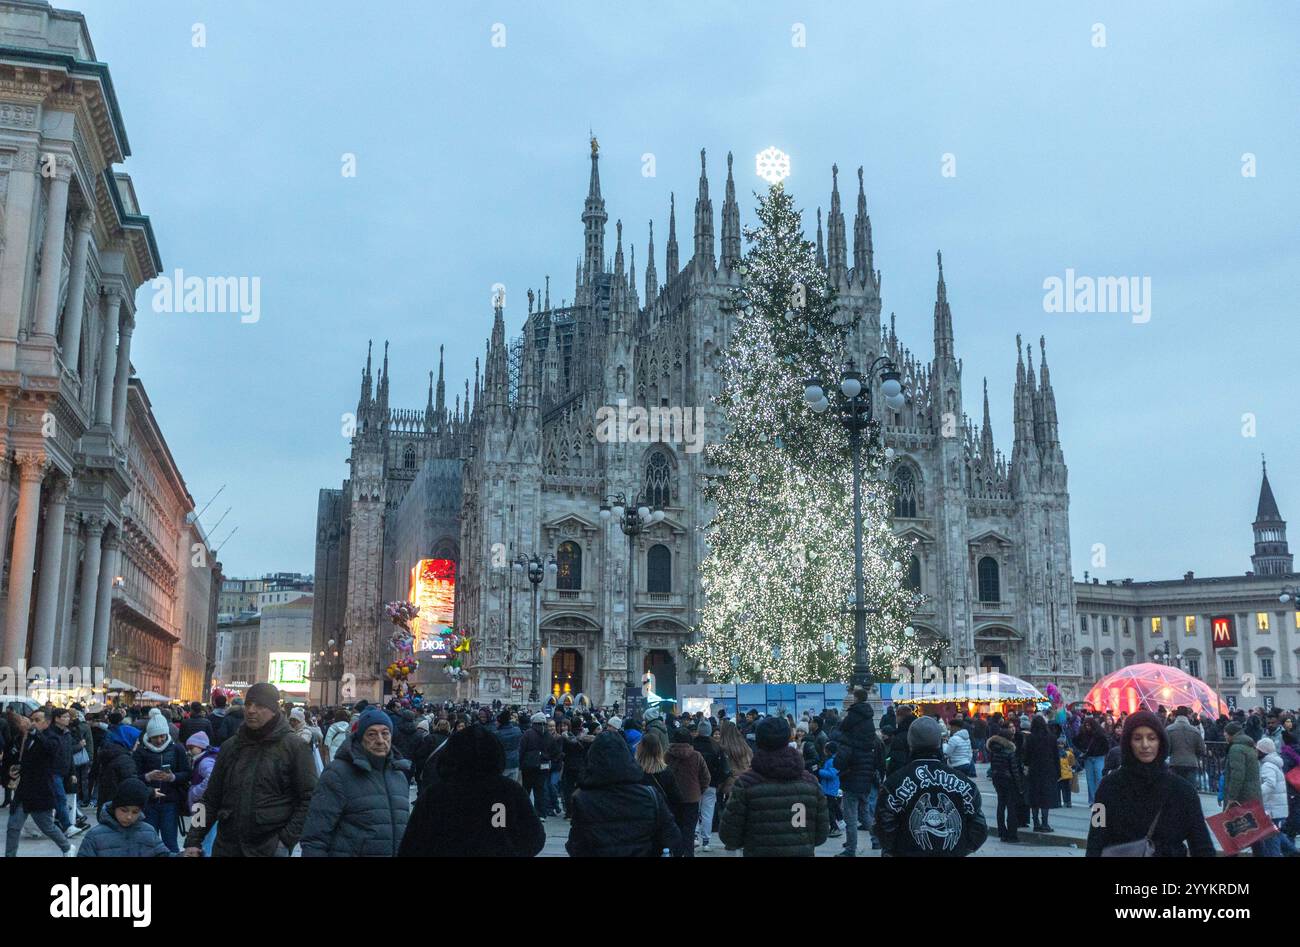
[409,558,456,656]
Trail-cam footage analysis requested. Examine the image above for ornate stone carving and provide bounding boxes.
[14,450,49,482]
[0,103,37,129]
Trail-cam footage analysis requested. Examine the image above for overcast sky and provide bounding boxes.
[74,0,1298,582]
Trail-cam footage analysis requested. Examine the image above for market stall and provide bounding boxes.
[886,671,1049,720]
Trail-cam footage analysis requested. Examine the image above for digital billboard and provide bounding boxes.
[268,652,310,694]
[409,558,456,656]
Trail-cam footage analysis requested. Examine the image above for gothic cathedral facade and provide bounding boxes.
[313,141,1080,705]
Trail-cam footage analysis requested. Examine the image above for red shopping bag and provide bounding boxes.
[1206,801,1278,855]
[1286,767,1300,793]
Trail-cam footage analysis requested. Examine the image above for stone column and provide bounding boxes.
[51,514,82,667]
[92,529,121,671]
[32,157,72,339]
[73,514,105,668]
[57,210,95,369]
[29,476,70,670]
[0,453,11,598]
[93,289,121,427]
[1,452,49,666]
[0,149,39,349]
[110,313,135,442]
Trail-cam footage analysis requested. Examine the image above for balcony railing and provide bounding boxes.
[637,591,685,609]
[544,588,595,607]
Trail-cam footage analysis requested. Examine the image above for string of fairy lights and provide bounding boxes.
[686,180,933,683]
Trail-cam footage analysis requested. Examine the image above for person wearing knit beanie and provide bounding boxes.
[907,715,945,753]
[184,731,210,751]
[355,707,391,737]
[755,715,790,750]
[144,710,173,751]
[245,682,281,710]
[111,778,152,818]
[696,719,712,738]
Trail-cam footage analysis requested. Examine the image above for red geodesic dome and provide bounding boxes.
[1084,663,1229,717]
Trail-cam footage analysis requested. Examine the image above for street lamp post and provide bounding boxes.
[599,492,666,694]
[315,636,351,704]
[802,357,906,690]
[1154,635,1184,670]
[513,553,557,705]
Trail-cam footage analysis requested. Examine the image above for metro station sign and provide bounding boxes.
[1211,615,1237,649]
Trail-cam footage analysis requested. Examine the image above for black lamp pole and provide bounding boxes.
[803,356,906,690]
[599,492,666,691]
[513,552,557,706]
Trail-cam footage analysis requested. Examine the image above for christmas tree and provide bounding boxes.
[687,181,928,684]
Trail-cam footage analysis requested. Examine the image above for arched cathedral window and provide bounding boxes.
[556,541,582,591]
[647,544,671,594]
[904,554,922,592]
[403,444,417,470]
[645,450,672,508]
[977,556,1000,603]
[892,467,917,519]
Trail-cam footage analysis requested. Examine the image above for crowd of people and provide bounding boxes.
[1,686,1295,858]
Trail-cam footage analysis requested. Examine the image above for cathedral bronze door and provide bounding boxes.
[980,655,1007,674]
[642,649,676,701]
[551,648,583,698]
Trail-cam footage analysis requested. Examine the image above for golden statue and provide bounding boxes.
[590,134,599,156]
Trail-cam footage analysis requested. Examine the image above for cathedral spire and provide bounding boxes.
[543,308,562,400]
[377,340,390,423]
[435,343,446,420]
[1039,335,1060,456]
[815,207,826,270]
[359,339,373,408]
[826,165,847,284]
[933,251,954,362]
[852,166,874,286]
[582,135,608,284]
[721,150,741,270]
[614,218,625,279]
[645,219,658,300]
[544,274,550,312]
[693,149,715,271]
[628,242,639,310]
[980,377,995,463]
[666,192,679,279]
[1011,334,1039,472]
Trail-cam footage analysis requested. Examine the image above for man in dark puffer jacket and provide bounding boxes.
[831,689,886,856]
[181,683,316,857]
[876,716,987,857]
[299,708,411,856]
[719,716,829,856]
[566,731,680,857]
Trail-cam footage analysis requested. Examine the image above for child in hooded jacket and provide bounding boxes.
[78,778,172,857]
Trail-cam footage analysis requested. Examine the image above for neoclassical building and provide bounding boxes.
[1,1,218,698]
[314,140,1080,705]
[1075,462,1299,709]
